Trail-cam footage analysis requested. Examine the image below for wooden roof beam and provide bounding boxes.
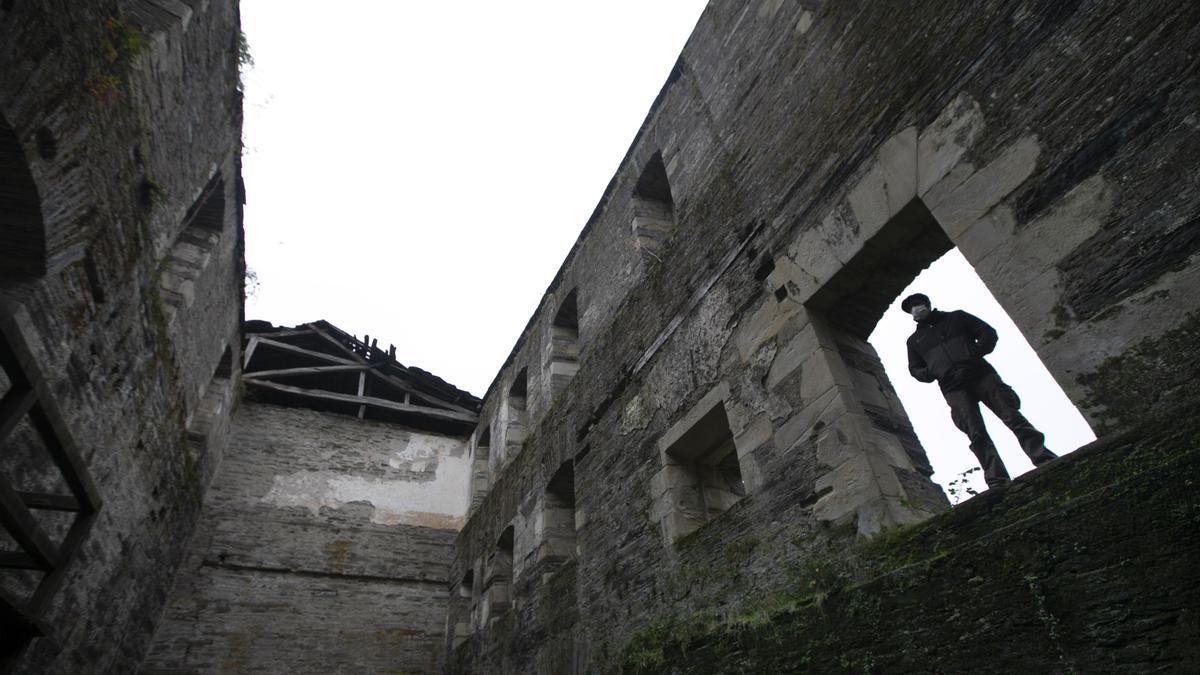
[253,338,360,366]
[245,364,370,379]
[244,378,479,425]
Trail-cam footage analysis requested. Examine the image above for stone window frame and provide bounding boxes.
[467,424,491,512]
[480,524,514,628]
[544,289,581,397]
[631,150,676,259]
[535,460,578,566]
[649,382,749,546]
[451,566,478,649]
[498,369,528,468]
[158,171,227,326]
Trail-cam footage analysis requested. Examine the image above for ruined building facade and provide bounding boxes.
[2,1,1199,674]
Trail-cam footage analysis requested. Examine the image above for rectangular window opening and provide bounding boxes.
[653,397,745,545]
[802,197,1095,506]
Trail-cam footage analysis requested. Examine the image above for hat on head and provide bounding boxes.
[900,293,930,313]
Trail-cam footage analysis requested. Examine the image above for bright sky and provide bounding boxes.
[240,0,709,397]
[240,2,1094,501]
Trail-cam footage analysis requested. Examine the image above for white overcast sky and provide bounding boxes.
[240,1,1094,500]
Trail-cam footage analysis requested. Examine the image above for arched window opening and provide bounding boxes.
[631,151,675,258]
[481,525,514,628]
[469,425,491,510]
[545,290,580,396]
[500,369,528,468]
[0,114,47,281]
[160,172,227,324]
[452,568,477,648]
[538,461,577,564]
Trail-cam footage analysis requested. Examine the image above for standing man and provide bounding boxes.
[902,293,1057,489]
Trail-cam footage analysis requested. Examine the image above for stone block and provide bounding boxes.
[787,223,843,289]
[917,92,985,196]
[703,487,741,514]
[649,464,700,500]
[848,126,917,238]
[766,319,818,389]
[660,510,703,545]
[922,162,975,211]
[811,453,877,524]
[734,295,801,361]
[733,414,772,458]
[773,386,848,454]
[657,381,731,461]
[798,348,855,405]
[766,254,819,304]
[956,204,1012,266]
[930,135,1041,238]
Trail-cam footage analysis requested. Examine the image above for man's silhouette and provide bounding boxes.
[902,293,1057,489]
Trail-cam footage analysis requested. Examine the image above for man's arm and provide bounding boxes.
[962,312,998,356]
[907,339,935,383]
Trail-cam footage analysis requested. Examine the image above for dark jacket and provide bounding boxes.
[906,310,998,392]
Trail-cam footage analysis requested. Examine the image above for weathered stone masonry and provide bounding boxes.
[447,1,1200,672]
[1,1,245,672]
[2,0,1199,673]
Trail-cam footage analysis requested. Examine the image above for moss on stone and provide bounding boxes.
[618,411,1200,673]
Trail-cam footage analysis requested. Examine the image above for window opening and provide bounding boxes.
[798,196,1093,509]
[652,393,744,545]
[159,172,226,323]
[500,370,528,467]
[452,568,476,648]
[631,151,675,258]
[481,525,514,627]
[0,113,47,281]
[545,291,580,396]
[867,248,1096,503]
[469,425,491,511]
[539,461,577,564]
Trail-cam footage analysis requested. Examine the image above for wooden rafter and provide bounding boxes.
[302,324,370,364]
[257,324,476,415]
[242,364,369,379]
[252,337,359,365]
[244,378,478,424]
[308,324,474,414]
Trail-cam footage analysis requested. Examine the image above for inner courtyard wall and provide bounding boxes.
[0,1,245,671]
[448,1,1200,672]
[142,402,471,674]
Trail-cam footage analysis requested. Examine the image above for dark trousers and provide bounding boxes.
[943,371,1056,487]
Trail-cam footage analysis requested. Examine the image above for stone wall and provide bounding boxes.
[619,414,1200,674]
[142,402,471,674]
[0,1,244,672]
[449,1,1200,672]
